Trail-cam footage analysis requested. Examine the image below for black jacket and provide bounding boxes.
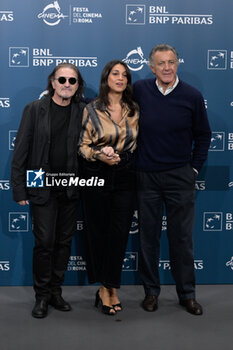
[11,96,85,204]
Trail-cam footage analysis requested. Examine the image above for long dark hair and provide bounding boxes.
[45,63,84,103]
[95,60,138,117]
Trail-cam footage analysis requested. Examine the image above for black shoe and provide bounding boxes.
[142,295,158,312]
[49,295,72,311]
[95,290,116,316]
[32,299,48,318]
[112,303,122,312]
[179,298,203,315]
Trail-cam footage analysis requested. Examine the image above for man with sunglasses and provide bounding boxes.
[11,63,85,318]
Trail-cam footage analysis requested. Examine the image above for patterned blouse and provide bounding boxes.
[78,101,139,161]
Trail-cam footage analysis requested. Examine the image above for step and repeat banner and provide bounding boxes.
[0,0,233,286]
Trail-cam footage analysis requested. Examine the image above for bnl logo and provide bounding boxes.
[26,169,45,187]
[225,213,233,230]
[126,5,145,25]
[209,132,225,151]
[203,212,222,231]
[9,212,29,232]
[122,252,138,271]
[9,47,29,67]
[9,130,17,150]
[207,50,227,70]
[226,257,233,270]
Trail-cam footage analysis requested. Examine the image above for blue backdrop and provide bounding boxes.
[1,0,233,286]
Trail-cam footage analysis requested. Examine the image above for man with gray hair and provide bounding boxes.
[134,44,211,315]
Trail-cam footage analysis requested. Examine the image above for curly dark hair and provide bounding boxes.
[45,63,84,103]
[95,60,138,117]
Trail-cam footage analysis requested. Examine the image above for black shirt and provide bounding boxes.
[49,99,71,173]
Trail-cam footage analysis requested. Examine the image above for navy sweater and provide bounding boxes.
[133,78,211,172]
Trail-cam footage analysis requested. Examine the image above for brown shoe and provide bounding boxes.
[142,295,158,312]
[179,298,203,315]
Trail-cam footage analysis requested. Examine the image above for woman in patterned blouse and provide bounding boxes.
[79,60,139,315]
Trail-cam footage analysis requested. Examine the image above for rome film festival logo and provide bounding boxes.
[9,47,29,67]
[122,47,148,71]
[126,5,145,25]
[26,169,45,188]
[67,256,86,271]
[203,212,222,231]
[226,257,233,271]
[207,50,227,70]
[39,90,49,100]
[228,181,233,188]
[9,213,29,232]
[209,132,225,151]
[38,1,68,26]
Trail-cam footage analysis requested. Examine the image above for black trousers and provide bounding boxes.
[31,191,80,300]
[137,164,196,301]
[81,159,135,289]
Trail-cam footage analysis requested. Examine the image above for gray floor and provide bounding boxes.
[0,285,232,350]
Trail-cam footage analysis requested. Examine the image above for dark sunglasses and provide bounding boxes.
[55,77,77,85]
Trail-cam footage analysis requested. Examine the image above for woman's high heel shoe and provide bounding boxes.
[110,288,122,311]
[112,303,122,311]
[95,290,116,316]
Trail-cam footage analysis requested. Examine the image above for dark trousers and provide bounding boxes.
[31,192,80,300]
[81,159,135,289]
[137,164,196,301]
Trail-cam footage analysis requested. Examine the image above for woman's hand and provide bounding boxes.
[101,146,115,158]
[98,147,121,165]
